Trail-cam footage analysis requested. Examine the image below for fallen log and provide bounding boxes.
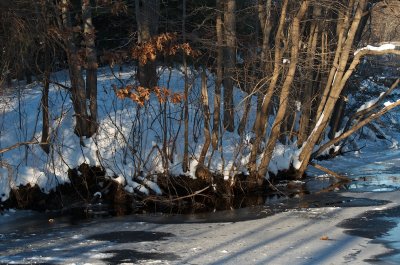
[309,162,350,182]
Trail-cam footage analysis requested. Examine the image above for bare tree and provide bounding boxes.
[249,0,289,178]
[296,0,400,178]
[255,0,310,184]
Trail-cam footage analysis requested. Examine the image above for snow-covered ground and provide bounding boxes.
[0,65,299,201]
[0,61,399,202]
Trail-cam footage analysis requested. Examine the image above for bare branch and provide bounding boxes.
[309,162,350,182]
[0,140,44,155]
[313,78,400,158]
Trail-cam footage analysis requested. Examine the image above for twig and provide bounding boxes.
[315,181,348,194]
[49,80,71,90]
[309,162,350,182]
[144,186,210,202]
[0,141,47,154]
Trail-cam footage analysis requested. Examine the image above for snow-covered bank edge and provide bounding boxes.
[1,62,399,213]
[0,66,302,204]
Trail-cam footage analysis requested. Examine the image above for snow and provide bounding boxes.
[354,43,397,55]
[357,92,384,111]
[308,136,400,192]
[0,168,10,201]
[268,143,297,175]
[137,176,162,195]
[311,113,324,135]
[12,69,400,263]
[384,100,399,107]
[1,57,399,206]
[0,65,305,200]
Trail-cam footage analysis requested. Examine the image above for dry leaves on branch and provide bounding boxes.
[111,0,128,15]
[131,33,200,65]
[113,84,183,106]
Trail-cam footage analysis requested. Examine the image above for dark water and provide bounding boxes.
[1,168,400,264]
[338,205,400,264]
[378,219,400,264]
[1,190,398,264]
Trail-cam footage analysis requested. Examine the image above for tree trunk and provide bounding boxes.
[182,0,189,172]
[237,94,252,136]
[41,65,50,154]
[297,5,321,146]
[258,0,272,71]
[61,0,90,138]
[248,0,288,175]
[317,78,400,158]
[257,0,310,180]
[328,96,346,140]
[135,0,159,88]
[212,0,224,150]
[40,1,51,153]
[82,0,98,136]
[199,70,211,165]
[222,0,236,132]
[315,79,400,159]
[296,0,368,178]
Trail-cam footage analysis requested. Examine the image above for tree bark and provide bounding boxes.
[297,5,321,146]
[182,0,189,172]
[40,1,50,153]
[41,64,50,154]
[82,0,98,136]
[135,0,159,88]
[212,0,224,150]
[248,0,288,175]
[237,94,252,136]
[315,78,400,158]
[61,0,90,138]
[257,0,310,180]
[296,0,374,178]
[328,96,346,140]
[258,0,272,71]
[199,70,211,165]
[222,0,236,132]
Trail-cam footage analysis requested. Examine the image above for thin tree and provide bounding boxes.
[256,0,310,183]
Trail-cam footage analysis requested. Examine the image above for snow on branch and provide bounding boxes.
[313,78,400,159]
[354,43,399,55]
